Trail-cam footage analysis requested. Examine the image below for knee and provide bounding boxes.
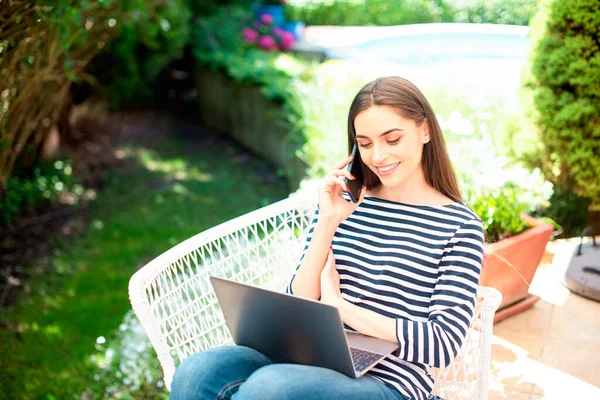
[236,365,292,399]
[170,347,231,398]
[170,351,210,399]
[170,346,271,399]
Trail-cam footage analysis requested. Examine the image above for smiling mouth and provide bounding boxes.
[376,163,400,174]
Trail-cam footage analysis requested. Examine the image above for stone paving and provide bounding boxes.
[489,237,600,399]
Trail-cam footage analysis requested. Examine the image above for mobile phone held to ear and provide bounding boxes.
[345,144,365,203]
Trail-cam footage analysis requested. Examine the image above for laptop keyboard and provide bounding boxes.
[350,347,383,374]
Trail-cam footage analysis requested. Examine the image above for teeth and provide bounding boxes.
[378,163,399,172]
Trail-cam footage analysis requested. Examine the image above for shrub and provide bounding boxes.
[89,0,192,108]
[286,0,453,26]
[450,0,538,25]
[191,5,313,103]
[0,160,84,226]
[0,0,120,191]
[535,185,590,238]
[285,0,537,27]
[525,0,600,210]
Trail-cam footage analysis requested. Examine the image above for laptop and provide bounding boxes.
[209,276,398,378]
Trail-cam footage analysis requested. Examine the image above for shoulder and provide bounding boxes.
[444,202,482,225]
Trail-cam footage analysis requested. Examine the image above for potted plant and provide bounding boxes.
[467,182,555,322]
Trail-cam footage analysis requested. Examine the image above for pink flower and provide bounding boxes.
[279,31,296,51]
[242,28,259,44]
[273,27,284,37]
[260,13,273,25]
[258,35,277,51]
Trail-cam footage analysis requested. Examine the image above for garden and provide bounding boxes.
[1,0,599,399]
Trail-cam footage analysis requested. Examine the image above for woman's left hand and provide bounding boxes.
[320,248,344,307]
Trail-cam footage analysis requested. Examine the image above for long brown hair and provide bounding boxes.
[347,76,463,202]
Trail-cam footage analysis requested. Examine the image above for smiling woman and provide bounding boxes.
[170,76,485,400]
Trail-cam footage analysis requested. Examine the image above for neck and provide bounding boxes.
[372,166,436,205]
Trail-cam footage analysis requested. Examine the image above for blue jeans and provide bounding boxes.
[170,345,408,400]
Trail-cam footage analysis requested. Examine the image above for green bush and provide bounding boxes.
[449,0,538,25]
[525,0,600,210]
[0,0,120,190]
[536,185,590,238]
[188,0,255,16]
[0,160,83,226]
[286,0,537,26]
[286,0,453,26]
[191,5,313,103]
[90,0,192,108]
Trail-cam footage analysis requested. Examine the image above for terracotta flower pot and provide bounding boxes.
[479,215,553,323]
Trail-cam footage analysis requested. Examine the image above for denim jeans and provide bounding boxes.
[170,345,409,400]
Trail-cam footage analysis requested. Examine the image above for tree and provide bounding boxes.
[526,0,600,210]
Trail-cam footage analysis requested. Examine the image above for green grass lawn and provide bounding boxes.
[0,124,289,399]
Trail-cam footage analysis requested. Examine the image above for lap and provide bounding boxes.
[170,345,403,400]
[236,363,402,400]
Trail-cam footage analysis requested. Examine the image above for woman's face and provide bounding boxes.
[354,105,430,189]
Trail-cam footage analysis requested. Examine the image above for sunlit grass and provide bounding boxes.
[0,133,288,399]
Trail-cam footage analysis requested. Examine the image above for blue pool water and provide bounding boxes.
[354,32,529,63]
[326,25,531,103]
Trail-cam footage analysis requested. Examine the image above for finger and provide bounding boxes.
[356,185,368,205]
[322,175,343,193]
[331,169,355,182]
[326,247,334,267]
[332,154,354,170]
[333,267,340,282]
[335,176,348,193]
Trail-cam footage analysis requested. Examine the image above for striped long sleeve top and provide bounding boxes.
[285,195,485,400]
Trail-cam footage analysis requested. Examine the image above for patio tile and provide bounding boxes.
[493,299,553,340]
[488,389,531,400]
[489,333,600,398]
[491,331,544,361]
[547,294,600,342]
[488,336,542,397]
[538,338,600,388]
[489,238,600,400]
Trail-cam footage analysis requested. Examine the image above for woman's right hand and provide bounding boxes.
[317,154,366,225]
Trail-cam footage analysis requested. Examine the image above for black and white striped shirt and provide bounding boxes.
[286,195,484,400]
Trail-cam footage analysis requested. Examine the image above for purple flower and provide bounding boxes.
[258,35,277,51]
[242,27,259,44]
[279,31,296,51]
[260,13,273,25]
[273,27,284,37]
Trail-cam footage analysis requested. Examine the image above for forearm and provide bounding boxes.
[336,299,397,343]
[291,217,339,299]
[336,299,466,367]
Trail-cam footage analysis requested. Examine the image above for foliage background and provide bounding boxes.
[523,0,600,211]
[286,0,538,26]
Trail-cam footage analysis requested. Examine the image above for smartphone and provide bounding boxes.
[345,144,364,203]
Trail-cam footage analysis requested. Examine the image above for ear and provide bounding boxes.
[422,119,431,144]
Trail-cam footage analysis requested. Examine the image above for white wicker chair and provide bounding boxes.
[128,191,502,400]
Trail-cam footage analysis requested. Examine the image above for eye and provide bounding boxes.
[358,143,372,149]
[387,138,400,145]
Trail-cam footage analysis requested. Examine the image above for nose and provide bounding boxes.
[371,145,388,164]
